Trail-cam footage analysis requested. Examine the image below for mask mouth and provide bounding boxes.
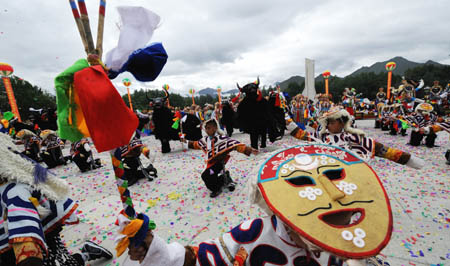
[319,208,364,228]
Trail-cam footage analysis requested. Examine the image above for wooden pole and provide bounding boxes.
[325,78,329,95]
[68,0,89,53]
[77,0,96,54]
[96,0,106,57]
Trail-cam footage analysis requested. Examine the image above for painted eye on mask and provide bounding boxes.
[323,168,345,180]
[285,176,315,187]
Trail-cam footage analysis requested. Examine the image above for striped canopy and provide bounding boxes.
[0,63,13,76]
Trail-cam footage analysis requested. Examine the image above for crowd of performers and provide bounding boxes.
[0,76,449,266]
[374,78,450,164]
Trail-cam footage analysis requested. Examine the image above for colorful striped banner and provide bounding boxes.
[68,0,88,52]
[77,0,95,53]
[2,77,21,122]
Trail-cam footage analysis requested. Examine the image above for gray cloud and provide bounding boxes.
[0,0,449,96]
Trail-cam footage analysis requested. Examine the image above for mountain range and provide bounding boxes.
[196,87,239,96]
[277,56,445,90]
[194,56,446,95]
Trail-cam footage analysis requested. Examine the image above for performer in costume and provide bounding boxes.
[290,106,424,169]
[430,80,445,115]
[291,95,309,130]
[341,88,358,115]
[374,88,386,129]
[125,143,395,266]
[148,90,180,153]
[267,88,287,140]
[0,133,112,266]
[387,104,407,136]
[379,104,394,131]
[406,103,443,148]
[420,120,450,164]
[183,119,258,198]
[389,86,403,104]
[221,100,236,137]
[117,130,158,186]
[237,78,272,149]
[15,129,42,162]
[317,93,333,115]
[39,130,68,169]
[70,138,102,173]
[182,107,203,141]
[136,110,151,132]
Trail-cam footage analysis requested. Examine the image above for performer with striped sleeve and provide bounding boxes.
[289,106,424,168]
[0,133,112,266]
[183,119,258,198]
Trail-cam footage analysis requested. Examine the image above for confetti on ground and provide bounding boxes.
[56,120,449,265]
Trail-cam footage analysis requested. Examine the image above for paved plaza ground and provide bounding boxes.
[58,120,449,266]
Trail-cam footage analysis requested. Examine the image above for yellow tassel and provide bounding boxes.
[29,197,39,208]
[115,219,144,257]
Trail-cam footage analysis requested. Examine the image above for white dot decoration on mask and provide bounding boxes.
[336,181,357,195]
[283,164,289,169]
[295,154,313,165]
[353,237,365,248]
[328,158,336,163]
[321,160,328,165]
[341,230,353,241]
[298,187,323,201]
[320,155,327,160]
[281,169,288,174]
[341,228,366,248]
[354,228,366,238]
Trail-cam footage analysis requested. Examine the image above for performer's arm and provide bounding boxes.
[374,141,423,169]
[290,126,310,141]
[422,123,448,134]
[187,141,201,150]
[235,145,258,156]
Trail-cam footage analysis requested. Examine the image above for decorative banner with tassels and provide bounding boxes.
[61,1,167,256]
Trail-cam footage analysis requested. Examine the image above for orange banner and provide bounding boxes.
[2,77,21,122]
[325,78,329,95]
[386,71,392,101]
[126,87,133,111]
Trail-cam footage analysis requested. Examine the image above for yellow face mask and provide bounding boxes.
[258,144,392,259]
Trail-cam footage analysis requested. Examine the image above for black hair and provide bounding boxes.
[204,119,218,128]
[328,116,349,125]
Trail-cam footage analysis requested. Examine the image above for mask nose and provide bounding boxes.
[318,175,345,201]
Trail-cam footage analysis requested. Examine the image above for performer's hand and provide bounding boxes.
[128,230,154,263]
[419,128,425,134]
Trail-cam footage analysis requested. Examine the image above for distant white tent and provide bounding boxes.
[303,58,316,100]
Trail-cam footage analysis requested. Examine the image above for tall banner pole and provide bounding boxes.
[123,78,133,111]
[385,62,396,102]
[162,84,171,108]
[0,63,21,121]
[217,86,222,104]
[322,70,331,96]
[189,89,195,105]
[96,0,106,58]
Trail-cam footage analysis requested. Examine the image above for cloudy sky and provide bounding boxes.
[1,0,449,95]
